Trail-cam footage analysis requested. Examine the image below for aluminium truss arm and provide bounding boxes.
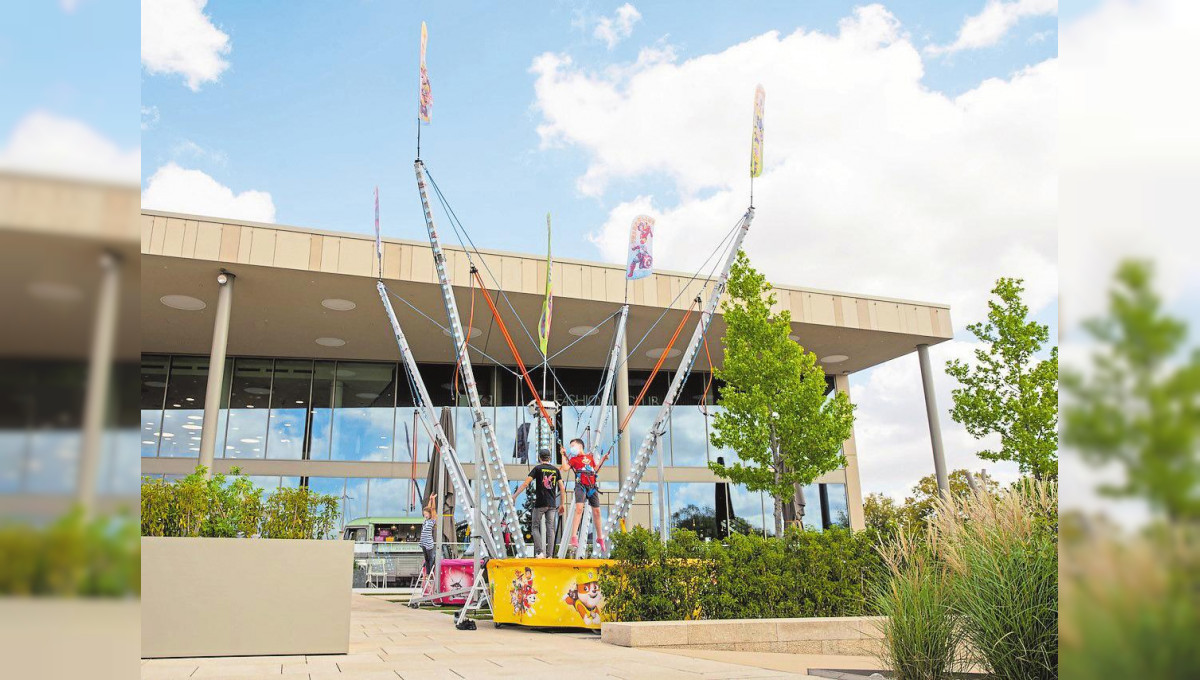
[603,208,755,537]
[414,159,527,557]
[375,281,501,558]
[589,305,629,455]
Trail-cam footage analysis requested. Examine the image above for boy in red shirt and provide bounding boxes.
[562,437,609,553]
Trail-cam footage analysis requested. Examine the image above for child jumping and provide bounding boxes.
[563,437,609,553]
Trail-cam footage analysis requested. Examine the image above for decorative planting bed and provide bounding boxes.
[601,616,885,655]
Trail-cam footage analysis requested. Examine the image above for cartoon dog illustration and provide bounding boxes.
[564,569,603,625]
[510,567,538,618]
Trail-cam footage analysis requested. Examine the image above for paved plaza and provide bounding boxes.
[140,594,882,679]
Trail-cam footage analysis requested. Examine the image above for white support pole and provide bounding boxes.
[603,208,755,538]
[414,160,527,557]
[376,281,501,557]
[655,437,669,541]
[198,271,234,479]
[917,344,950,498]
[77,251,120,515]
[590,306,629,453]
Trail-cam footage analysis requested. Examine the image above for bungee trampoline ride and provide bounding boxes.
[372,22,766,631]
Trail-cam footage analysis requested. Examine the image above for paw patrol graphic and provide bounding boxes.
[563,568,603,625]
[509,566,538,619]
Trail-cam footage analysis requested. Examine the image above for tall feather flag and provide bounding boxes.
[374,186,382,275]
[751,84,765,178]
[626,215,655,280]
[537,213,553,356]
[418,21,432,124]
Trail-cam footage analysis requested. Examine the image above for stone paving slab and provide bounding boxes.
[141,593,832,679]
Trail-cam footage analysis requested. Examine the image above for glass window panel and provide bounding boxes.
[667,482,719,540]
[308,361,335,460]
[393,407,432,463]
[825,483,849,528]
[331,362,396,462]
[100,429,141,496]
[225,358,272,459]
[669,406,708,466]
[706,405,743,466]
[281,476,300,489]
[368,478,419,519]
[0,437,22,492]
[266,359,311,460]
[246,476,281,494]
[343,478,369,526]
[728,484,767,536]
[159,356,213,459]
[25,430,80,493]
[624,406,669,470]
[307,477,346,531]
[141,355,169,457]
[799,483,823,531]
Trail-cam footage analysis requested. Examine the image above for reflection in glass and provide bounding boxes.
[799,483,822,531]
[225,358,271,459]
[343,478,369,524]
[141,354,169,457]
[368,478,419,518]
[670,407,708,466]
[267,359,311,460]
[728,484,767,536]
[307,477,346,529]
[308,361,335,460]
[159,356,212,458]
[331,362,396,462]
[825,483,849,528]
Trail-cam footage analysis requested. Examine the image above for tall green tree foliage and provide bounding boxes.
[1063,261,1200,522]
[709,250,855,536]
[946,278,1059,479]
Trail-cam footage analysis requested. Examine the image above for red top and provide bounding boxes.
[568,453,596,473]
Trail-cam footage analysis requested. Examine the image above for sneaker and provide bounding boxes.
[535,552,546,559]
[569,536,578,548]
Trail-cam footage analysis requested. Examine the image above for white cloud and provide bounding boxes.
[532,4,1057,497]
[171,139,228,166]
[851,341,1021,500]
[0,110,139,184]
[142,162,275,223]
[928,0,1057,55]
[141,105,160,131]
[141,0,231,91]
[594,3,642,49]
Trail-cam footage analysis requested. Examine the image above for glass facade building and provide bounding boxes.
[141,354,850,534]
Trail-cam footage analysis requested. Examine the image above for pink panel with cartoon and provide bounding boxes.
[487,558,612,630]
[422,558,474,605]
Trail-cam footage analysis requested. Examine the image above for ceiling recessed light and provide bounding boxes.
[322,298,357,311]
[568,325,599,337]
[442,327,483,339]
[243,387,271,395]
[181,424,201,430]
[144,380,167,388]
[315,337,346,347]
[160,295,207,311]
[142,440,155,445]
[28,281,82,302]
[820,354,849,364]
[239,438,259,443]
[356,392,379,400]
[646,348,680,360]
[187,414,202,420]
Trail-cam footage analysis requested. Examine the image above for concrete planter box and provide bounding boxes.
[142,537,353,658]
[602,616,886,656]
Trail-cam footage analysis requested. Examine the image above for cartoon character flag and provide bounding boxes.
[751,84,765,178]
[626,215,655,280]
[418,21,433,124]
[537,213,553,356]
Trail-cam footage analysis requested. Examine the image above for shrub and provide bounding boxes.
[875,530,964,680]
[930,481,1058,680]
[141,467,339,539]
[0,509,140,597]
[599,525,883,622]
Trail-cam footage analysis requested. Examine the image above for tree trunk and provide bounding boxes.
[771,424,784,538]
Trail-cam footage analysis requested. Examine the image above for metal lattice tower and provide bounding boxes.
[414,159,528,557]
[603,208,754,538]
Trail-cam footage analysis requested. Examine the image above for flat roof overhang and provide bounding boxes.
[140,210,953,373]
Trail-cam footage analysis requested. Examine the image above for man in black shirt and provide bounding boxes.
[514,448,565,557]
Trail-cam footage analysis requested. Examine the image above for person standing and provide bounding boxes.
[514,448,565,557]
[564,438,609,553]
[419,507,436,577]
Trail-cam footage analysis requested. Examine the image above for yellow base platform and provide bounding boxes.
[487,557,613,630]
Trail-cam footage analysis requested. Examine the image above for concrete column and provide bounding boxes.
[615,333,631,491]
[77,251,121,515]
[917,344,950,498]
[198,271,235,478]
[833,374,865,530]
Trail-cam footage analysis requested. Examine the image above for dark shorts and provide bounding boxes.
[421,546,435,574]
[574,484,600,508]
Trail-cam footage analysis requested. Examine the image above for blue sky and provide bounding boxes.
[137,1,1056,260]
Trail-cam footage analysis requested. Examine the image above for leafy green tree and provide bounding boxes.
[946,277,1059,480]
[864,469,998,541]
[709,250,855,537]
[1063,261,1200,522]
